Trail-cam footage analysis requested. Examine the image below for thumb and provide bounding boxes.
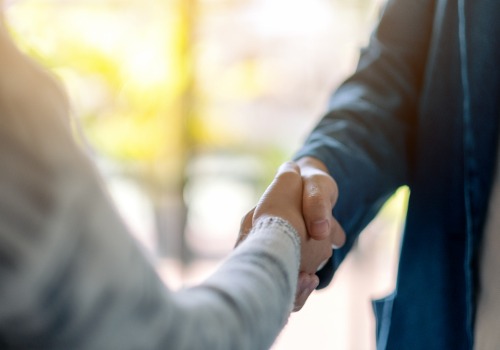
[302,176,337,241]
[235,207,255,247]
[293,272,319,312]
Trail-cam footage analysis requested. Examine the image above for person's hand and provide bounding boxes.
[296,156,346,248]
[251,161,308,235]
[293,272,320,312]
[237,163,334,271]
[239,157,347,310]
[236,162,335,311]
[292,157,346,311]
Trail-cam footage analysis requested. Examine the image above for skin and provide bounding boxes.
[295,156,345,247]
[238,159,345,311]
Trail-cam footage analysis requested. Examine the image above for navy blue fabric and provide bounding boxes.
[294,0,500,348]
[372,290,396,350]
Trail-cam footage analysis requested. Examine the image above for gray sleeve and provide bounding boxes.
[168,218,300,350]
[0,90,299,350]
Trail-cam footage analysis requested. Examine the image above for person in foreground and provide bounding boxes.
[254,0,500,349]
[0,12,338,350]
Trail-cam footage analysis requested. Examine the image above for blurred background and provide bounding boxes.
[5,0,408,348]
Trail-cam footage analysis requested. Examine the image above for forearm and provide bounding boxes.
[172,217,300,350]
[0,140,300,349]
[0,27,301,348]
[295,0,435,246]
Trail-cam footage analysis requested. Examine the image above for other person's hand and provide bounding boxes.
[236,162,336,311]
[296,156,345,248]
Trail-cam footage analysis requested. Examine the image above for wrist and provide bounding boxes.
[254,214,305,239]
[296,156,329,174]
[252,215,303,246]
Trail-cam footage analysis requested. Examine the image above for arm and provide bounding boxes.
[294,0,436,286]
[0,31,311,349]
[0,139,300,349]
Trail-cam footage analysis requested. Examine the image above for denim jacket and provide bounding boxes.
[295,0,500,348]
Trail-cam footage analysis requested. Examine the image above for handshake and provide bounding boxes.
[236,157,346,311]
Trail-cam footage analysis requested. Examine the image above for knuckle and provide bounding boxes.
[306,173,338,202]
[304,191,326,205]
[276,169,301,184]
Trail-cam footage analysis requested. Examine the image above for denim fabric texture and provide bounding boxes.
[295,0,500,349]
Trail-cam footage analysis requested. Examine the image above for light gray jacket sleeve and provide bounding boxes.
[0,37,300,349]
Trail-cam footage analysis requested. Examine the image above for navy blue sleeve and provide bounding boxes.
[294,0,435,287]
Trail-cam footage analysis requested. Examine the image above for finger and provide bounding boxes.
[235,208,255,248]
[330,217,346,248]
[302,176,338,241]
[276,161,301,177]
[293,272,319,312]
[316,258,329,271]
[299,237,333,274]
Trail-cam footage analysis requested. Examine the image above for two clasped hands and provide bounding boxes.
[236,156,346,311]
